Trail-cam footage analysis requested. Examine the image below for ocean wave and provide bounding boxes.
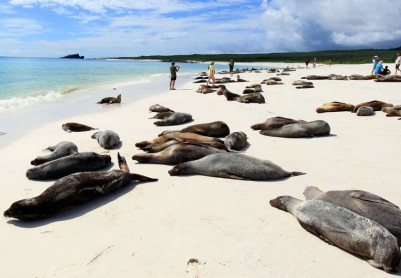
[0,91,63,111]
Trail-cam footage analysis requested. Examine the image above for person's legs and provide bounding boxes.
[170,78,176,90]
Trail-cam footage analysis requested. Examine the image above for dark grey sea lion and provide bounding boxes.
[5,153,157,221]
[270,196,400,272]
[26,152,111,180]
[348,74,370,80]
[149,104,174,113]
[132,143,226,165]
[303,186,401,246]
[251,116,304,131]
[301,75,328,80]
[246,84,263,89]
[91,130,121,149]
[296,84,314,89]
[224,132,247,151]
[316,101,355,113]
[292,80,313,86]
[356,106,374,116]
[243,87,259,94]
[153,112,193,126]
[149,111,175,119]
[31,141,78,165]
[97,94,121,104]
[169,153,305,180]
[260,120,330,138]
[326,74,348,80]
[62,122,97,132]
[236,93,265,104]
[352,100,393,113]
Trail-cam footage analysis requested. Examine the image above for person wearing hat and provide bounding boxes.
[371,55,379,75]
[374,60,384,74]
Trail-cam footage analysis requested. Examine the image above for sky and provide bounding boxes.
[0,0,401,58]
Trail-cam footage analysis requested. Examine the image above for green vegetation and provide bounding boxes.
[111,47,401,64]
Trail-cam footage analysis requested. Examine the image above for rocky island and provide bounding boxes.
[61,54,84,59]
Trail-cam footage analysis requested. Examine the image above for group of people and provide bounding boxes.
[169,59,235,89]
[371,53,401,76]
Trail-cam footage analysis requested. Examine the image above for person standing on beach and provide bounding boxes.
[313,57,317,68]
[371,55,379,75]
[208,61,215,85]
[305,59,309,68]
[169,61,180,90]
[228,59,235,76]
[395,53,401,75]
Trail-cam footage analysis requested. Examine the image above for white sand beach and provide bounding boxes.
[1,63,401,277]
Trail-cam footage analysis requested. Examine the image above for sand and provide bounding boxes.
[1,63,401,277]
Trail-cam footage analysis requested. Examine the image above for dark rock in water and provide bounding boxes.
[61,54,84,59]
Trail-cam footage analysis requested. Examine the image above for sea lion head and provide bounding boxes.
[4,198,44,220]
[168,163,190,176]
[269,196,296,212]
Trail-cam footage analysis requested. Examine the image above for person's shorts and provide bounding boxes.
[396,64,400,69]
[229,66,234,71]
[171,77,176,81]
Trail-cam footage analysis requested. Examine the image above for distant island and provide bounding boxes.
[61,54,84,59]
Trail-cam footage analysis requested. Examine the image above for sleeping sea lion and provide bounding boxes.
[149,104,174,113]
[153,112,193,126]
[251,116,304,131]
[352,100,393,113]
[236,93,265,104]
[97,94,121,104]
[260,120,330,138]
[303,186,401,245]
[91,130,121,149]
[316,101,355,113]
[224,132,247,151]
[26,152,111,180]
[270,196,400,272]
[169,153,305,180]
[31,141,78,165]
[356,106,374,116]
[149,111,175,119]
[5,153,157,221]
[62,122,97,132]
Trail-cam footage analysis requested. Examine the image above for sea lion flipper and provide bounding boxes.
[129,173,158,182]
[118,153,130,172]
[350,191,399,208]
[219,171,244,180]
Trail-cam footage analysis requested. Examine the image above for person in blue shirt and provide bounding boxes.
[374,61,384,74]
[371,55,379,74]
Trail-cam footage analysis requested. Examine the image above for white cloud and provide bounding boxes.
[0,18,44,37]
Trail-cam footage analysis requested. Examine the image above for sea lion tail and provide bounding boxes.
[291,171,306,176]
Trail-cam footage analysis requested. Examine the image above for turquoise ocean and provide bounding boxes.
[0,57,265,147]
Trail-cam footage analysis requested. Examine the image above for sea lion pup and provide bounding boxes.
[356,106,374,116]
[316,101,355,113]
[158,121,230,138]
[31,141,78,165]
[97,94,121,104]
[149,104,174,113]
[5,153,157,221]
[269,196,400,273]
[149,111,175,119]
[259,120,330,138]
[348,74,370,80]
[26,152,111,180]
[224,132,247,151]
[62,122,97,133]
[153,112,193,126]
[236,75,248,82]
[251,116,304,131]
[132,143,226,165]
[236,93,265,104]
[352,100,393,113]
[91,130,121,149]
[169,153,305,180]
[303,186,401,246]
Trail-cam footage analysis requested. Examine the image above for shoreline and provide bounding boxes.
[2,63,401,277]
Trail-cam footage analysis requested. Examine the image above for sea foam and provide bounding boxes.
[0,91,63,111]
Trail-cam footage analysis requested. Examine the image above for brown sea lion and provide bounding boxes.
[31,141,78,166]
[169,153,305,180]
[62,122,97,132]
[217,85,238,100]
[374,75,401,82]
[301,75,328,80]
[292,80,313,86]
[385,108,401,117]
[251,116,304,131]
[270,196,400,273]
[153,112,193,126]
[316,101,355,113]
[132,143,226,165]
[260,120,330,138]
[26,152,111,180]
[348,74,370,80]
[243,87,262,94]
[352,100,393,113]
[97,94,121,104]
[236,93,265,104]
[326,74,348,80]
[303,186,401,246]
[158,121,230,138]
[5,153,157,221]
[149,104,174,113]
[236,75,248,82]
[196,85,214,94]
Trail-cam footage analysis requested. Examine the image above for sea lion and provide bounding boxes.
[301,75,328,80]
[251,116,304,131]
[374,75,401,82]
[169,153,305,180]
[260,120,330,138]
[217,85,238,100]
[316,101,355,113]
[149,104,174,113]
[236,75,248,82]
[132,143,226,165]
[158,121,230,138]
[385,107,401,117]
[236,93,265,104]
[296,84,314,89]
[5,153,157,221]
[303,186,401,246]
[292,80,313,86]
[326,74,348,80]
[356,106,374,116]
[224,132,247,151]
[91,130,121,149]
[245,84,263,89]
[352,100,393,113]
[153,112,193,126]
[62,122,97,133]
[97,94,121,104]
[26,152,111,180]
[261,80,283,85]
[243,87,261,94]
[196,85,214,94]
[348,74,370,80]
[149,111,175,119]
[31,141,78,165]
[269,196,400,273]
